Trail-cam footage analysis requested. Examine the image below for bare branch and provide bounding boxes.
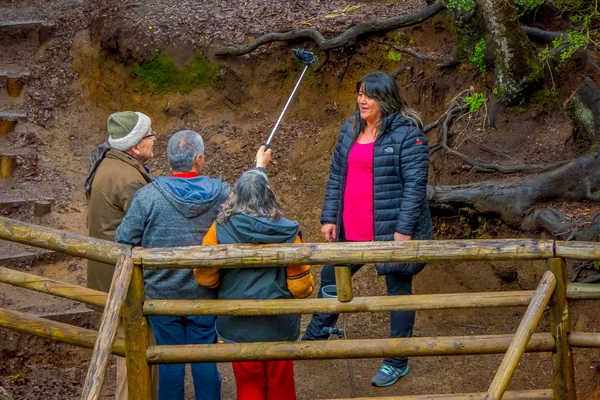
[371,39,441,61]
[214,2,445,57]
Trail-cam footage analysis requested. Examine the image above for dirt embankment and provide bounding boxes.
[1,0,600,399]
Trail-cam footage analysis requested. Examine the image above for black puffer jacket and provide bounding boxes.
[321,114,432,274]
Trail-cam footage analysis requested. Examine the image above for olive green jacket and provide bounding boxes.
[87,149,151,292]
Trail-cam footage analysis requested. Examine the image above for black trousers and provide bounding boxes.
[302,264,414,369]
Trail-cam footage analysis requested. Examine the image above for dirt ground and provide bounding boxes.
[1,0,600,399]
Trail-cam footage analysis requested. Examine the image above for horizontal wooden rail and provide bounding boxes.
[569,331,600,348]
[555,241,600,260]
[325,389,553,400]
[0,307,125,356]
[144,291,535,316]
[565,282,600,299]
[3,217,600,265]
[0,269,596,319]
[136,239,556,269]
[0,266,107,308]
[146,333,555,364]
[0,217,130,264]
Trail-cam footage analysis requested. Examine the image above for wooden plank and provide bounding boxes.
[566,282,600,299]
[324,389,553,399]
[0,266,107,308]
[569,332,600,347]
[143,291,535,316]
[485,271,556,400]
[123,265,152,399]
[0,21,44,29]
[0,306,125,356]
[0,112,27,120]
[555,241,600,260]
[81,256,133,400]
[0,156,16,178]
[548,258,577,400]
[0,216,131,264]
[334,266,353,302]
[136,239,556,269]
[146,333,555,364]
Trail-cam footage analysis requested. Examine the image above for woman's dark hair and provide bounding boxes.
[354,71,421,133]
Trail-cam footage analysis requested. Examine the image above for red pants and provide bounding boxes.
[232,360,296,400]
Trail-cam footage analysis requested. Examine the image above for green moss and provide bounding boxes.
[511,89,558,113]
[566,94,595,142]
[133,53,217,94]
[387,50,402,62]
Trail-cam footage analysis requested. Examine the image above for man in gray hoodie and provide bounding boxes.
[115,130,271,400]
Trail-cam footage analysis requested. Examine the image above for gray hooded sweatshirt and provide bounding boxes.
[116,175,230,300]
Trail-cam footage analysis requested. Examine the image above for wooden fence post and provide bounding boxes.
[485,270,556,400]
[123,264,152,400]
[81,256,133,400]
[547,258,577,400]
[334,266,353,302]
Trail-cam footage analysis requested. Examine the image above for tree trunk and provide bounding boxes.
[479,0,543,105]
[447,2,487,64]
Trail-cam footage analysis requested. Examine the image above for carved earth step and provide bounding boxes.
[0,197,53,216]
[0,240,60,266]
[0,112,27,135]
[0,20,55,45]
[0,148,37,178]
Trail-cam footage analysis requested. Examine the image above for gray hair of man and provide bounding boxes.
[217,169,283,224]
[167,130,205,172]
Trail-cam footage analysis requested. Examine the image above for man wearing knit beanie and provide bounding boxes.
[86,111,156,400]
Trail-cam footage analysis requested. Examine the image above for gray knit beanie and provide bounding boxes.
[107,111,152,151]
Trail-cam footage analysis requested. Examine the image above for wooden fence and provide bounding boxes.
[0,216,599,400]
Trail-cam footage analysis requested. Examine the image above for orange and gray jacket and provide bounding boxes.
[196,215,314,343]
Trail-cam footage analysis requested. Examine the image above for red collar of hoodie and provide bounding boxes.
[171,171,199,178]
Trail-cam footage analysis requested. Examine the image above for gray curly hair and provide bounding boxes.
[217,169,283,224]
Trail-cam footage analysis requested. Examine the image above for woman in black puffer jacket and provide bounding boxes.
[302,71,432,388]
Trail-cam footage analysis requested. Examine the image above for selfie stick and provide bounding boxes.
[264,49,316,149]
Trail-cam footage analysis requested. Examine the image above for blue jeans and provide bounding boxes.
[148,315,222,400]
[302,264,414,369]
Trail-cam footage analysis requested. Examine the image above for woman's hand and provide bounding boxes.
[255,145,272,168]
[322,224,337,242]
[394,232,411,241]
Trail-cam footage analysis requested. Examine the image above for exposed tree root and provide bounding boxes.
[522,26,563,41]
[428,154,600,227]
[427,101,568,174]
[214,2,445,57]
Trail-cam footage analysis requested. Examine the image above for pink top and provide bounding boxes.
[343,141,375,241]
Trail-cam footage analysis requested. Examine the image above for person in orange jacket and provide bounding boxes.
[195,169,314,400]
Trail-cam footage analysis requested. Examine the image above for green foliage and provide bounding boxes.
[470,39,487,76]
[514,0,545,18]
[535,7,598,83]
[463,92,487,112]
[133,53,217,94]
[387,50,402,62]
[447,0,476,12]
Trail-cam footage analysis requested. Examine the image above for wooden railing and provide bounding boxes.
[0,217,599,400]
